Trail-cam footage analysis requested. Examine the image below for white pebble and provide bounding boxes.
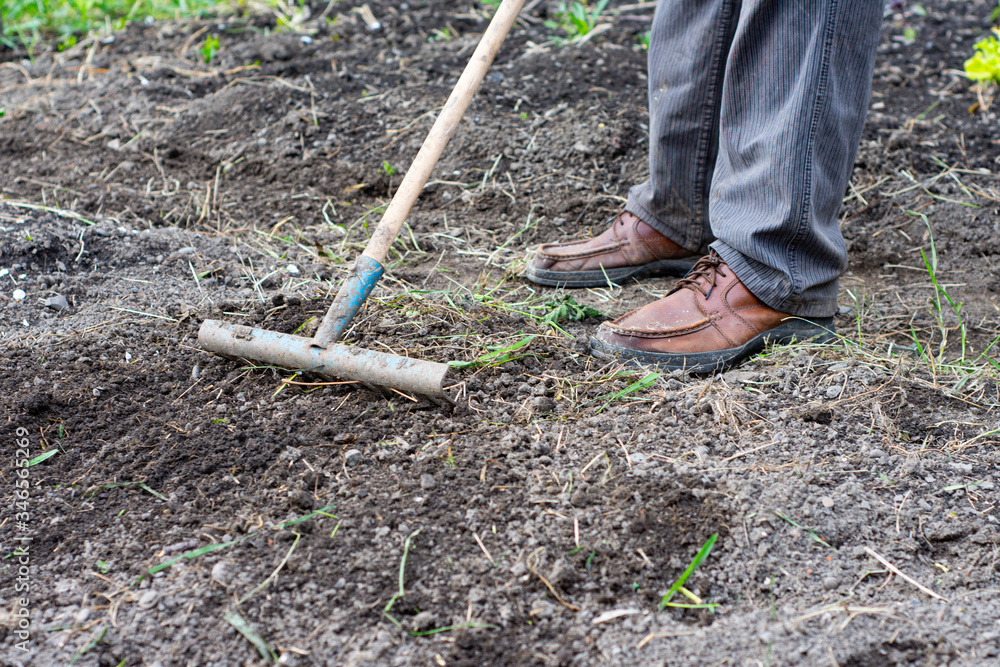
[12,289,26,300]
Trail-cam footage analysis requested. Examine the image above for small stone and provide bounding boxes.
[923,520,972,542]
[825,385,842,399]
[74,607,90,627]
[191,365,201,380]
[138,590,158,609]
[43,294,70,310]
[823,576,840,590]
[530,396,556,413]
[419,474,437,490]
[211,561,234,586]
[167,247,197,261]
[344,449,363,467]
[411,610,437,632]
[887,130,913,150]
[288,489,313,510]
[12,289,26,301]
[820,496,835,509]
[801,405,834,424]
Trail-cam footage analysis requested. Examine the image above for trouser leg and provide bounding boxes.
[626,0,741,253]
[708,0,883,317]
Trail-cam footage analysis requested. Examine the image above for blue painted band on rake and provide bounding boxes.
[318,255,385,345]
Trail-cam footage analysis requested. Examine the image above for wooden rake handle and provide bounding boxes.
[361,0,527,264]
[312,0,526,347]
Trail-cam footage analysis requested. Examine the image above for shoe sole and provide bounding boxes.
[524,256,700,288]
[589,318,837,374]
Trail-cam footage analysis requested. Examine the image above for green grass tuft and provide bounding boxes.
[660,533,719,611]
[1,0,245,53]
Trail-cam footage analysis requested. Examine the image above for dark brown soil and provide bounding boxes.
[2,2,999,666]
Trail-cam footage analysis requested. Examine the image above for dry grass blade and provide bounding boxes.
[864,547,948,601]
[526,548,580,611]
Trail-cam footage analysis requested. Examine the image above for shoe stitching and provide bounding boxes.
[630,218,660,264]
[601,319,713,339]
[696,283,739,350]
[540,242,625,261]
[716,279,762,344]
[540,215,635,263]
[609,214,637,264]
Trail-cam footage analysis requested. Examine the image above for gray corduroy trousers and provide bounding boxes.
[626,0,883,317]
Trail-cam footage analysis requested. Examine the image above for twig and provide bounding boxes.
[864,547,948,601]
[472,531,495,566]
[526,548,580,611]
[238,532,301,604]
[721,440,776,462]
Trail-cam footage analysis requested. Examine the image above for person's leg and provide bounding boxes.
[525,0,738,288]
[627,0,741,253]
[709,0,884,318]
[592,0,883,372]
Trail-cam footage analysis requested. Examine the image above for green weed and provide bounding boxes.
[771,510,833,549]
[291,316,315,335]
[429,24,456,42]
[532,295,601,327]
[544,0,609,42]
[70,624,108,665]
[137,482,168,501]
[660,533,719,611]
[224,610,277,663]
[272,0,311,32]
[201,34,219,63]
[965,26,1000,84]
[636,29,650,51]
[26,449,58,466]
[383,528,422,627]
[447,333,537,369]
[1,0,241,53]
[589,371,660,414]
[140,503,338,581]
[912,211,967,360]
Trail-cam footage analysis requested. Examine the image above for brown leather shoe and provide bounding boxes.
[590,251,836,373]
[525,211,699,288]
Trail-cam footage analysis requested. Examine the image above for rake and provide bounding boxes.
[198,0,526,402]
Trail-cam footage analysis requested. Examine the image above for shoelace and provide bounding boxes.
[672,250,727,299]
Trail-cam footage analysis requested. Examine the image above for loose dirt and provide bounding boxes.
[2,1,999,665]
